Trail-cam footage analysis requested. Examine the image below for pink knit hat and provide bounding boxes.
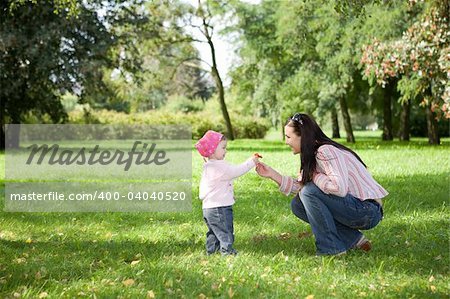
[195,130,224,157]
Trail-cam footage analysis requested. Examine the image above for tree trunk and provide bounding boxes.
[0,124,5,150]
[199,1,234,140]
[398,100,410,141]
[382,82,394,140]
[5,124,20,149]
[0,107,5,150]
[339,96,355,143]
[331,108,340,138]
[210,63,234,140]
[426,105,440,145]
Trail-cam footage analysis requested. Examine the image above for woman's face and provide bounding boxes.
[284,125,301,154]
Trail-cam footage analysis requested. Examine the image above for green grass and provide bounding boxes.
[0,133,449,298]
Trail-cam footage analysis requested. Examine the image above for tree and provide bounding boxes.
[361,6,449,144]
[196,0,234,139]
[231,0,372,142]
[100,1,215,113]
[228,0,296,137]
[141,0,235,139]
[0,0,147,149]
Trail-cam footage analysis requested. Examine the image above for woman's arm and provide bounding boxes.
[256,162,302,195]
[255,162,282,184]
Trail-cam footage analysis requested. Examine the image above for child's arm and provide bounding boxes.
[220,155,259,180]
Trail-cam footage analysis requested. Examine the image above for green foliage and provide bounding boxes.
[231,117,271,139]
[361,5,449,118]
[67,109,270,139]
[162,95,205,114]
[60,93,79,113]
[230,0,446,141]
[0,0,147,127]
[82,1,215,113]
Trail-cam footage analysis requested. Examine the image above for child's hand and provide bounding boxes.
[252,153,262,164]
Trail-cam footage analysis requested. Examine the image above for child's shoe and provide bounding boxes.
[221,248,238,256]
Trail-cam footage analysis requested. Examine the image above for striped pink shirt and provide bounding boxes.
[279,144,388,200]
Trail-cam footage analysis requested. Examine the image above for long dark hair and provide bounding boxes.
[286,113,366,184]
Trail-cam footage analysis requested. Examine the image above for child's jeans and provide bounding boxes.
[202,205,237,255]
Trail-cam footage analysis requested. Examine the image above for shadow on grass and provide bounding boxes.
[235,218,449,274]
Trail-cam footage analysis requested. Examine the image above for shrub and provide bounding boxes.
[162,94,205,114]
[232,116,271,139]
[67,109,270,139]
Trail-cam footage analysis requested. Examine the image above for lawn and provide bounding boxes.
[0,132,449,298]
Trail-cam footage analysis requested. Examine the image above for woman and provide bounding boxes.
[256,113,388,255]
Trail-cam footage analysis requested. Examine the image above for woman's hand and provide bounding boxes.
[256,162,283,186]
[255,162,275,178]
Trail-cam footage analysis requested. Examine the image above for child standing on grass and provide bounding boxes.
[195,130,259,255]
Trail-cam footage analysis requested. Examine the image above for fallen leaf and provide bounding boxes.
[429,275,435,282]
[122,279,135,287]
[298,231,312,239]
[430,285,436,292]
[165,279,173,288]
[13,292,20,298]
[200,259,209,266]
[25,238,32,244]
[305,295,314,299]
[38,292,48,298]
[14,258,26,264]
[198,294,207,299]
[130,260,140,266]
[228,287,234,298]
[147,290,155,298]
[278,232,291,240]
[252,234,268,243]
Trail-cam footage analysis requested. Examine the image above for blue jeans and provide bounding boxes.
[203,206,237,255]
[291,183,383,255]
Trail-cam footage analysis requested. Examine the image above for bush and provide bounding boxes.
[162,94,205,114]
[67,109,270,139]
[232,116,271,139]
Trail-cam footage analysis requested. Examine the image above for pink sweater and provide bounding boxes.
[279,145,388,200]
[199,158,256,209]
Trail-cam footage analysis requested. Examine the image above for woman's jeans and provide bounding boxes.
[203,205,237,255]
[291,183,383,255]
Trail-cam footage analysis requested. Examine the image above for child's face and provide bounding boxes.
[210,140,227,160]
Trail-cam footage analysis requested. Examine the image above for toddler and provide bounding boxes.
[195,130,259,255]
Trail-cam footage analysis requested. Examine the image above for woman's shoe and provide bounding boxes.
[355,235,372,252]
